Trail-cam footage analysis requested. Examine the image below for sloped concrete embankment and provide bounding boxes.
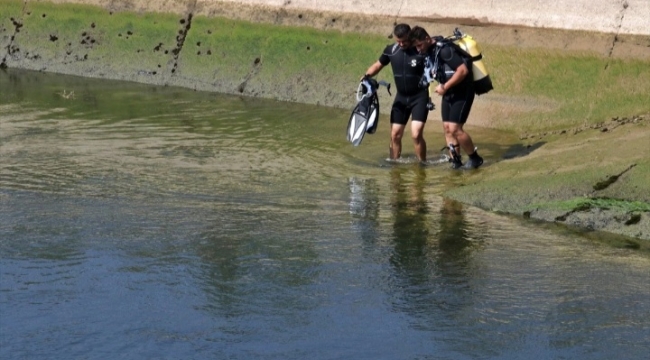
[2,0,650,111]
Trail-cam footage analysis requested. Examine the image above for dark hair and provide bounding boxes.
[393,23,411,39]
[409,26,429,42]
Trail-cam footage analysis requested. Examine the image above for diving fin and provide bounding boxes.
[365,96,379,134]
[347,99,372,146]
[346,77,389,146]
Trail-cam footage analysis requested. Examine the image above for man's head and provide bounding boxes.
[409,26,432,54]
[393,23,412,49]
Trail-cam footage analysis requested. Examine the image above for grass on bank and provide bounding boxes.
[487,46,650,132]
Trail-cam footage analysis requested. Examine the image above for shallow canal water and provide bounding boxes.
[1,69,649,359]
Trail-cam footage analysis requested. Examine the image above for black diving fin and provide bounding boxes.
[346,77,391,146]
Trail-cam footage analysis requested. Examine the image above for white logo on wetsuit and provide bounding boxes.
[410,59,417,67]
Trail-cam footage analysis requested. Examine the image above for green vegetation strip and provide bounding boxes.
[531,197,650,213]
[489,46,650,132]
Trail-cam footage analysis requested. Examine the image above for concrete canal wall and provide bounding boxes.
[20,0,650,35]
[219,0,650,35]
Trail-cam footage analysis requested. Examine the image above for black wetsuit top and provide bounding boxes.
[426,44,474,97]
[379,44,426,96]
[426,43,475,123]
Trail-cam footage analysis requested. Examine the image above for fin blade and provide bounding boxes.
[347,111,368,146]
[365,99,380,134]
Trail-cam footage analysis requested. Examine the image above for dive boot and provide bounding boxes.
[464,152,484,169]
[448,144,463,169]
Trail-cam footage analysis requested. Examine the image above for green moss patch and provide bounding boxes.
[10,1,180,75]
[177,15,389,103]
[531,197,650,213]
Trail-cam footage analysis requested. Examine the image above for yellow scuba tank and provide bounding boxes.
[454,33,493,95]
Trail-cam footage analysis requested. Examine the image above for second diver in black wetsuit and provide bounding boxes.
[410,26,484,169]
[364,23,429,162]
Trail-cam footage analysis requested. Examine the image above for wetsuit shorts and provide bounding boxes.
[390,90,429,125]
[441,87,475,124]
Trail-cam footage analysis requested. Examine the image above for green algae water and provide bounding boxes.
[1,69,649,359]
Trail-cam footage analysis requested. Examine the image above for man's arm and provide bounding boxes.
[364,61,385,78]
[435,63,468,95]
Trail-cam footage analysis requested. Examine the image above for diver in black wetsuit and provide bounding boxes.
[364,24,429,162]
[410,26,484,169]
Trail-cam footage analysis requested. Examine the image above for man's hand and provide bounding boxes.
[435,83,447,96]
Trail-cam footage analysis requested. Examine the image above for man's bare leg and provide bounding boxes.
[411,120,427,162]
[444,122,475,152]
[390,124,405,159]
[444,122,483,168]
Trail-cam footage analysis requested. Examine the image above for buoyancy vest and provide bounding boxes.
[428,29,493,95]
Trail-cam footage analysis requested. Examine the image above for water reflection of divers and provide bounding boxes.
[388,166,485,323]
[348,177,381,244]
[389,166,431,273]
[437,198,476,263]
